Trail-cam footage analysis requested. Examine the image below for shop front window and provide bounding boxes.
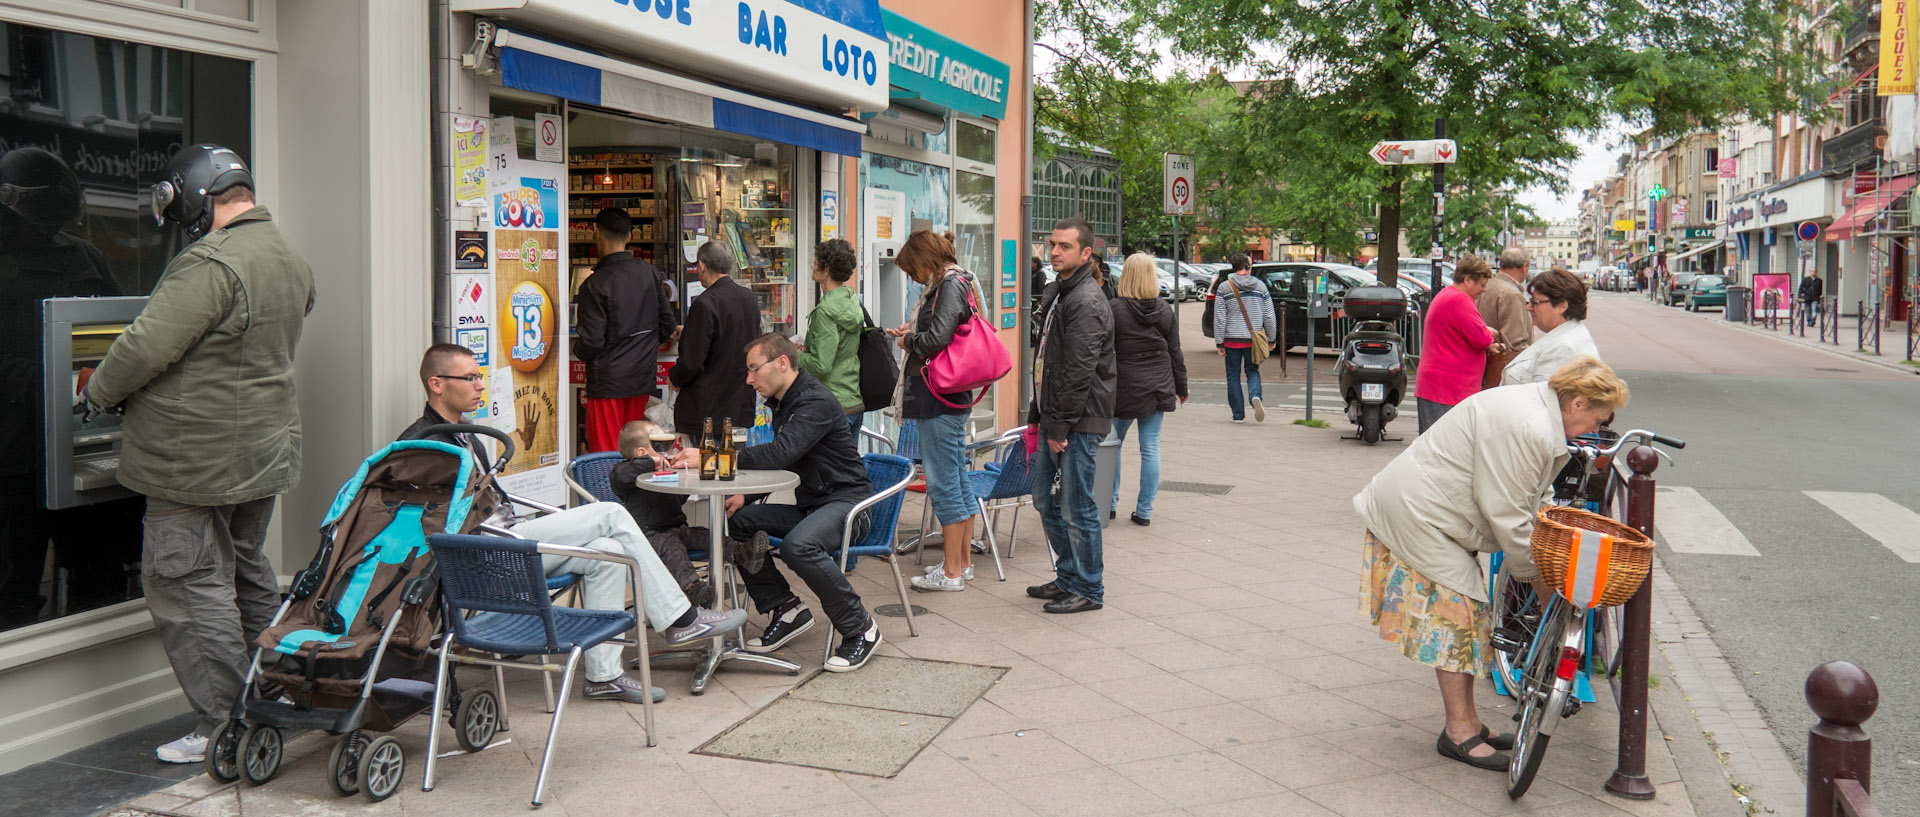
[0,23,252,633]
[675,142,800,335]
[861,153,950,331]
[956,120,994,165]
[955,170,995,322]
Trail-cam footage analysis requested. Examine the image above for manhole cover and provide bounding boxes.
[1161,481,1234,495]
[874,604,928,617]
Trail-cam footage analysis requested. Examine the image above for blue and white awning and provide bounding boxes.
[494,27,866,156]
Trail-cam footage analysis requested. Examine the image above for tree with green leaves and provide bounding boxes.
[1139,0,1824,285]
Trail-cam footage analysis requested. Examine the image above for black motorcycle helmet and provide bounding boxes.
[151,144,253,241]
[0,147,84,245]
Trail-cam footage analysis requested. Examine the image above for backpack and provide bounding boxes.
[856,304,898,411]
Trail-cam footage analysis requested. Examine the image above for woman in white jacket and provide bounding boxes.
[1352,356,1629,771]
[1502,269,1597,385]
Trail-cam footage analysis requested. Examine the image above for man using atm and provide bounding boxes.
[78,144,316,765]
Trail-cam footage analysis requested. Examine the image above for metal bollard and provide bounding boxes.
[1605,446,1660,800]
[1857,301,1867,351]
[1805,662,1880,817]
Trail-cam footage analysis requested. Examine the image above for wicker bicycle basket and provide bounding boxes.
[1529,506,1654,608]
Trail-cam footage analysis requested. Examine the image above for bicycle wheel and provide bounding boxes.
[1489,568,1543,700]
[1509,599,1573,799]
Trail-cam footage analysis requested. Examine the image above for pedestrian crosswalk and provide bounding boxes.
[1654,488,1920,563]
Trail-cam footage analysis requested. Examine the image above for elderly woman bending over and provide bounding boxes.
[1352,356,1629,771]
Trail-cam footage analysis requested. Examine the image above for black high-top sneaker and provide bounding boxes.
[824,618,882,673]
[744,600,813,654]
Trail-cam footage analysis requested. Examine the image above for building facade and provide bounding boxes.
[0,0,1032,773]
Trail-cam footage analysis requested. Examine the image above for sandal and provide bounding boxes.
[1436,731,1510,771]
[1480,725,1515,751]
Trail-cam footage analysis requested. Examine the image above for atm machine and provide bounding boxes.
[42,296,148,510]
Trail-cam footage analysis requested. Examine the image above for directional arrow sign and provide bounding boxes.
[1369,139,1458,165]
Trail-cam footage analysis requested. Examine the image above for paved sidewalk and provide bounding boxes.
[99,407,1758,817]
[1675,300,1919,376]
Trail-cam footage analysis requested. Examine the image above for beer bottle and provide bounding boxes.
[718,418,737,481]
[699,418,719,479]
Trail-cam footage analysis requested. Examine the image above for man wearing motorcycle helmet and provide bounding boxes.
[80,144,317,766]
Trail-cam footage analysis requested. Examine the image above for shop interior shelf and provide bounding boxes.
[573,188,653,195]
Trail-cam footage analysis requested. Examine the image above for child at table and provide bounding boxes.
[610,420,714,607]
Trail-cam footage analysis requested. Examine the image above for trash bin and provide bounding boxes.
[1725,286,1750,323]
[1092,429,1123,529]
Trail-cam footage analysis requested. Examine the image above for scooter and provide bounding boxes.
[1337,286,1409,444]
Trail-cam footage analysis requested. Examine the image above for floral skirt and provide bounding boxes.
[1360,532,1490,676]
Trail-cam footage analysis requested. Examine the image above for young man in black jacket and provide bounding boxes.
[576,207,678,452]
[1026,217,1117,614]
[670,334,880,672]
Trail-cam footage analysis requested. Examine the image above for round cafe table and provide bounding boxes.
[635,467,799,694]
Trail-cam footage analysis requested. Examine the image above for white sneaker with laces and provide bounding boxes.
[922,562,973,581]
[1251,396,1266,422]
[156,732,207,764]
[911,572,966,592]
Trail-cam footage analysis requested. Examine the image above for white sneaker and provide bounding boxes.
[156,732,207,764]
[911,572,966,592]
[1251,396,1266,422]
[922,562,974,581]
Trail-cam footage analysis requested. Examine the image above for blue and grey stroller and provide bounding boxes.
[207,425,512,801]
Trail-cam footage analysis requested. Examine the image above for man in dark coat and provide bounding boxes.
[1025,217,1116,615]
[575,207,677,452]
[668,241,758,437]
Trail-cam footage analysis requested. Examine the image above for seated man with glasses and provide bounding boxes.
[668,334,880,673]
[401,343,746,703]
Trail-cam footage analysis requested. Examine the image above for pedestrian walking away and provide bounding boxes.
[798,238,867,435]
[78,145,315,764]
[1108,253,1187,526]
[1211,253,1276,423]
[1353,355,1630,773]
[1026,217,1115,614]
[575,206,679,452]
[1414,255,1503,432]
[887,230,987,593]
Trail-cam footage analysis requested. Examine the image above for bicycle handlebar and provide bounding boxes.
[1567,428,1686,460]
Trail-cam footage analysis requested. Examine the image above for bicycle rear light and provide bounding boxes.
[1555,647,1581,681]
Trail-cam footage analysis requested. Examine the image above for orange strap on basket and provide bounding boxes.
[1562,528,1614,609]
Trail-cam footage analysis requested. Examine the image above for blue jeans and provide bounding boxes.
[914,413,977,526]
[1032,431,1103,604]
[1223,346,1263,420]
[1108,413,1164,520]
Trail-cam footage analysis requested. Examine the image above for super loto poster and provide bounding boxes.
[477,116,570,506]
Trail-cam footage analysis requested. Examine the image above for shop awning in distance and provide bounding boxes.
[458,0,891,113]
[492,27,866,155]
[1825,173,1920,241]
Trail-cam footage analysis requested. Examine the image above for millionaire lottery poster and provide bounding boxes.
[488,165,569,505]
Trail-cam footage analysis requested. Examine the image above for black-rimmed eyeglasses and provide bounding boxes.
[435,373,485,383]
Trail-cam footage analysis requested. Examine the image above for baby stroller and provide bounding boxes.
[207,424,513,801]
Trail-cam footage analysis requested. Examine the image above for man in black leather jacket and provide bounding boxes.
[671,333,880,672]
[1025,217,1116,614]
[575,207,677,452]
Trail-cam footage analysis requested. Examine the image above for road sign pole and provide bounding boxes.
[1431,118,1446,292]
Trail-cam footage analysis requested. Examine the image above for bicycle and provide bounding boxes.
[1489,428,1684,799]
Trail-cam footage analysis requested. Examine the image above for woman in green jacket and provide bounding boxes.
[799,238,866,433]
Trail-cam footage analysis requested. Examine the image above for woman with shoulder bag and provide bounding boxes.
[1108,254,1187,526]
[1211,254,1276,423]
[887,231,987,592]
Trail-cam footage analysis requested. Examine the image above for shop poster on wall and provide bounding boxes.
[1752,273,1791,319]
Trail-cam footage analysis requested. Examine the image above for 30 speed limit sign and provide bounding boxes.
[1164,153,1194,216]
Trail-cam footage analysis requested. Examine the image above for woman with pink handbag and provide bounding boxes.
[885,230,1009,592]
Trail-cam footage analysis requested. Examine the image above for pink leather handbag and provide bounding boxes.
[923,272,1012,409]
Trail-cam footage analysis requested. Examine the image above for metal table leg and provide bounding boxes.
[649,487,799,693]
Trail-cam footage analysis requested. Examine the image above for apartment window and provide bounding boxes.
[1704,147,1718,174]
[1704,199,1718,222]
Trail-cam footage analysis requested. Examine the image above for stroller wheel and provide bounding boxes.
[239,724,283,786]
[454,689,501,753]
[358,736,405,802]
[327,732,367,796]
[205,720,243,783]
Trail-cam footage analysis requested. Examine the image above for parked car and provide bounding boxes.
[1240,261,1375,350]
[1664,271,1697,306]
[1684,274,1727,311]
[1363,257,1455,292]
[1153,258,1207,301]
